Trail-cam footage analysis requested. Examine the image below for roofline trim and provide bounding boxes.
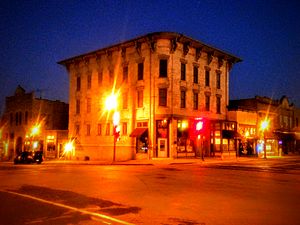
[57,32,242,65]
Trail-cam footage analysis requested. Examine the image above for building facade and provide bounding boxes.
[228,96,300,157]
[59,32,241,161]
[0,86,69,160]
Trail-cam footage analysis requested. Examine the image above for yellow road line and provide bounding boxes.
[1,190,134,225]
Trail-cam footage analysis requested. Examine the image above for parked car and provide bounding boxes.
[14,151,43,164]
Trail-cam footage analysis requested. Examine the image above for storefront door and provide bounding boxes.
[157,138,168,158]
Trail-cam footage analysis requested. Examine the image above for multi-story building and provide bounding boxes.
[294,108,300,151]
[228,95,299,156]
[0,85,69,160]
[58,32,241,161]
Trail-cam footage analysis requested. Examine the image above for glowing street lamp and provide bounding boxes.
[63,140,75,159]
[261,120,269,131]
[105,93,118,111]
[31,124,41,137]
[105,92,119,162]
[260,119,270,159]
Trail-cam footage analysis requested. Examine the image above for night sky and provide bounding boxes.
[1,0,300,114]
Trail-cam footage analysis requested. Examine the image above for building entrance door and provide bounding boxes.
[16,137,23,155]
[157,138,168,158]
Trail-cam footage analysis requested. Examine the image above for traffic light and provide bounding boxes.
[113,125,120,140]
[195,120,203,131]
[193,118,204,136]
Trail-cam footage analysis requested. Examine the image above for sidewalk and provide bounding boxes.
[43,155,259,166]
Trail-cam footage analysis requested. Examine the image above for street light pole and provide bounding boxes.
[105,92,119,162]
[112,110,120,162]
[263,132,267,159]
[260,119,269,160]
[113,128,116,162]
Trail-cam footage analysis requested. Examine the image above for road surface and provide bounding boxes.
[0,157,300,225]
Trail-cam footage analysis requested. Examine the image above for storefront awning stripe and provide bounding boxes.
[222,130,241,139]
[130,128,148,137]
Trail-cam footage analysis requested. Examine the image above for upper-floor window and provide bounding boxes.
[123,92,128,109]
[87,98,91,113]
[193,92,198,110]
[25,111,28,125]
[159,88,167,106]
[181,63,186,81]
[76,76,81,91]
[17,112,22,125]
[123,66,128,82]
[10,113,13,126]
[180,91,186,108]
[216,72,221,89]
[97,123,102,136]
[105,123,110,136]
[137,121,148,127]
[205,95,210,111]
[86,124,91,136]
[205,70,210,87]
[76,99,80,114]
[98,70,103,86]
[193,66,198,84]
[87,74,92,89]
[109,69,114,83]
[15,112,18,126]
[138,62,144,80]
[137,90,143,108]
[159,59,168,77]
[75,124,80,135]
[216,96,221,114]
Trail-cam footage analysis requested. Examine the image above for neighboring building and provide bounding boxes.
[228,96,299,157]
[0,85,69,160]
[58,32,241,161]
[293,107,300,152]
[227,107,258,156]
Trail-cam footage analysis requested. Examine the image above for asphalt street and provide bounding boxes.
[0,156,300,225]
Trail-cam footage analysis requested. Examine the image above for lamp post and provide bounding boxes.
[260,119,269,159]
[30,124,41,151]
[105,92,119,162]
[112,111,120,162]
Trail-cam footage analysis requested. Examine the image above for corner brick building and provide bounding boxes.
[58,32,241,161]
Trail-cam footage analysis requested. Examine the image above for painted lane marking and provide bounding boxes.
[1,190,134,225]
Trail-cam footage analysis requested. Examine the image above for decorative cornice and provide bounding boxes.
[182,42,190,57]
[170,38,178,53]
[74,61,80,72]
[57,32,242,66]
[95,54,101,65]
[218,57,224,69]
[146,36,156,52]
[195,47,202,61]
[227,61,233,71]
[207,51,214,65]
[106,50,112,61]
[83,57,90,70]
[121,47,126,61]
[135,41,142,56]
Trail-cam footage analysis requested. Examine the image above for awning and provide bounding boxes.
[222,130,241,139]
[130,128,148,137]
[274,131,296,141]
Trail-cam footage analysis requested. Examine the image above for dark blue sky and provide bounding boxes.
[1,0,300,114]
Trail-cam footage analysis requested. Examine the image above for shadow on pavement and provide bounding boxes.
[10,185,141,217]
